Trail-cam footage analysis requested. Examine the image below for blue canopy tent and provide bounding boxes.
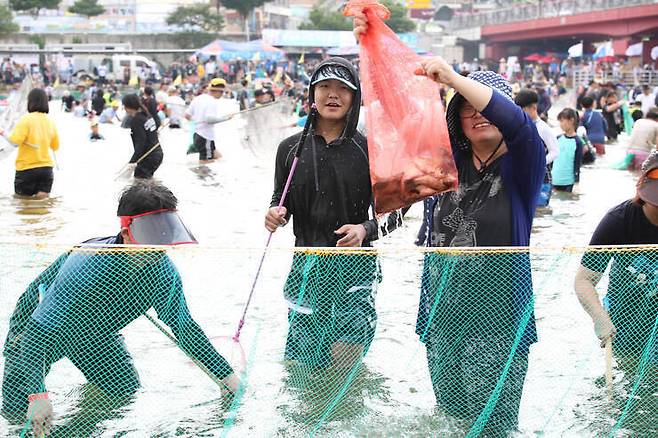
[195,39,285,62]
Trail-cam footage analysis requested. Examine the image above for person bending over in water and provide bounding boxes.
[2,180,241,437]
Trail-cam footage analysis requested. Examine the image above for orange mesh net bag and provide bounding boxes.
[344,0,457,214]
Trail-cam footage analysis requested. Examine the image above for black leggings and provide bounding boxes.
[553,184,574,193]
[134,149,163,179]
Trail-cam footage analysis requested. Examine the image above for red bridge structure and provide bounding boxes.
[450,1,658,63]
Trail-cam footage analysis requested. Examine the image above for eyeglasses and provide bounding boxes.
[459,104,479,119]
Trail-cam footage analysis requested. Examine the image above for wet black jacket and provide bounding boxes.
[129,111,160,163]
[270,57,380,247]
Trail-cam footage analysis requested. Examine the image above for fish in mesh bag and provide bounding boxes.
[344,0,457,214]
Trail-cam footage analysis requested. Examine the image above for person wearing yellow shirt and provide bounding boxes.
[0,88,59,199]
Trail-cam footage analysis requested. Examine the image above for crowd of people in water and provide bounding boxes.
[0,12,657,437]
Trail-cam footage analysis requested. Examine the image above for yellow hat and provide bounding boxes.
[111,100,120,108]
[209,78,227,89]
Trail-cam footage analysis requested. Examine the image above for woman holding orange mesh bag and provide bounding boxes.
[352,3,546,434]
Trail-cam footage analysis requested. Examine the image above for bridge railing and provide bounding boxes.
[572,68,658,88]
[449,0,653,29]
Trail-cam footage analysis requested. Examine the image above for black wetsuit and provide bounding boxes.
[128,111,162,179]
[2,235,233,413]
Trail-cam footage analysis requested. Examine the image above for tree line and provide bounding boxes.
[0,1,415,37]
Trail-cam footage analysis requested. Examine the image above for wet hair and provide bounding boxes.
[241,79,248,87]
[557,108,579,130]
[143,86,154,97]
[122,93,151,117]
[117,180,178,216]
[27,88,49,114]
[581,96,594,108]
[514,89,538,108]
[646,107,658,121]
[122,93,141,110]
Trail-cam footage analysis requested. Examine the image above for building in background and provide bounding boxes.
[289,0,315,29]
[222,0,292,35]
[10,0,292,34]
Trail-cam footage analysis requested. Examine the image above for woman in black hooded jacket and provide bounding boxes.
[122,94,162,179]
[264,57,402,370]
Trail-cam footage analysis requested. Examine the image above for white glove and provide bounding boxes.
[593,309,617,347]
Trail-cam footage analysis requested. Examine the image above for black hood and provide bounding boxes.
[308,57,362,143]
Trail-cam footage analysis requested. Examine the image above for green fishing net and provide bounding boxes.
[0,244,655,437]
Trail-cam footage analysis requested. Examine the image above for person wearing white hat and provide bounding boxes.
[185,78,233,163]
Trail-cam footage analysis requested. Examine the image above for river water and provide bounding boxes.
[0,97,650,437]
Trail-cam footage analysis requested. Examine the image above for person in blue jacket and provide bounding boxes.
[412,60,545,435]
[581,96,608,155]
[353,13,544,432]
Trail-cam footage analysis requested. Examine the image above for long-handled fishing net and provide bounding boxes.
[0,76,34,160]
[185,101,287,156]
[210,105,318,372]
[239,98,296,156]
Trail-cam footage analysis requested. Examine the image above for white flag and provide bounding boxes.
[568,42,583,58]
[651,46,658,61]
[593,41,614,59]
[626,42,643,57]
